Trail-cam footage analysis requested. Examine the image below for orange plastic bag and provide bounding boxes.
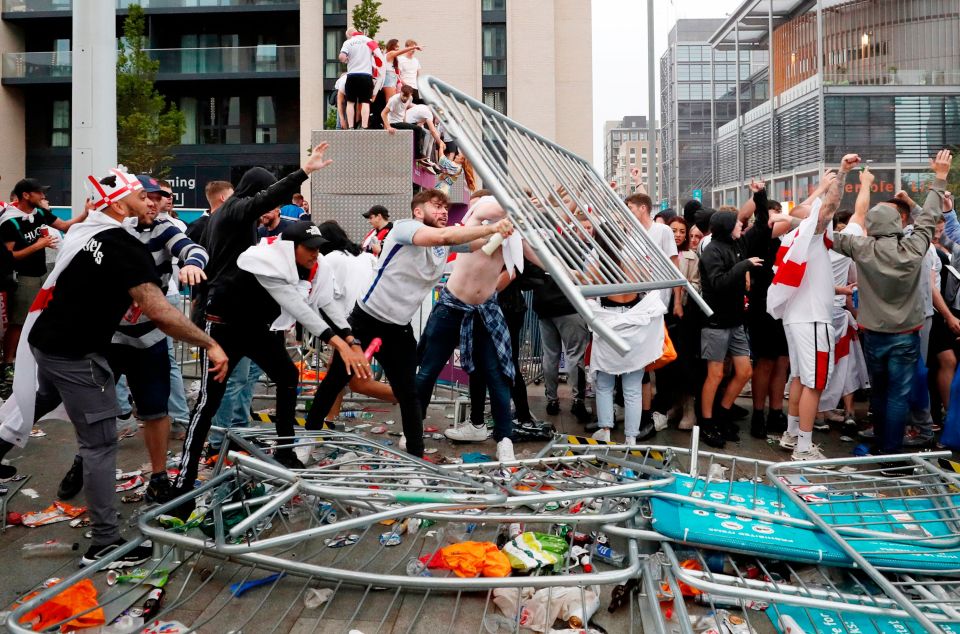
[17,578,105,632]
[645,325,676,371]
[436,541,512,578]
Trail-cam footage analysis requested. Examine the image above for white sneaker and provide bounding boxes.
[496,438,515,462]
[652,411,669,432]
[779,431,798,451]
[399,435,407,451]
[592,428,611,442]
[791,445,836,468]
[624,436,637,446]
[444,422,488,443]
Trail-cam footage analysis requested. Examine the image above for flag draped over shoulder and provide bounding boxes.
[0,212,125,448]
[766,198,832,320]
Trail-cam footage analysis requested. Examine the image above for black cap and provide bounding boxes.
[281,221,328,249]
[13,178,49,198]
[362,205,389,219]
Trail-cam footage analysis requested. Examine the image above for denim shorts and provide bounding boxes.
[106,339,171,420]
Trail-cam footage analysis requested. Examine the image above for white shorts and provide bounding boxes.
[784,321,835,391]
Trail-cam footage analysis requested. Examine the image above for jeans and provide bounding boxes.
[861,330,921,454]
[538,313,590,402]
[416,303,513,442]
[208,358,262,450]
[305,305,424,456]
[469,308,531,424]
[116,375,133,416]
[596,369,644,438]
[166,294,190,424]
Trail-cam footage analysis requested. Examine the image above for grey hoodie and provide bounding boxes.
[831,178,946,333]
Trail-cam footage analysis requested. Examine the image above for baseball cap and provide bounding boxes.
[362,205,389,219]
[86,167,143,211]
[12,178,50,198]
[136,175,164,194]
[281,221,328,250]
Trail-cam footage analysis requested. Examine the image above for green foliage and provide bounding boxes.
[116,4,186,176]
[325,105,338,130]
[351,0,387,40]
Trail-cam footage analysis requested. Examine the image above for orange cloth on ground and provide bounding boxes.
[18,578,106,632]
[438,541,512,578]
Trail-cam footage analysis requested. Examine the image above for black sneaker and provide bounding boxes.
[728,404,749,420]
[636,422,656,442]
[274,449,305,470]
[570,400,592,423]
[546,400,560,416]
[699,421,726,449]
[58,455,84,500]
[80,539,153,569]
[750,410,767,439]
[716,406,740,442]
[145,473,175,505]
[0,463,17,481]
[766,410,787,433]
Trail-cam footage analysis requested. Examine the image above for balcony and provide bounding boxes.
[2,46,299,84]
[822,69,960,88]
[2,0,297,17]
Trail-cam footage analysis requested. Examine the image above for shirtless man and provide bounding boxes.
[304,189,513,460]
[415,195,523,461]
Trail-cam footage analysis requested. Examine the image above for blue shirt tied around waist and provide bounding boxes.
[437,286,515,382]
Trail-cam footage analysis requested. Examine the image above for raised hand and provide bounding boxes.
[931,149,954,180]
[303,142,333,175]
[839,154,861,173]
[749,178,766,193]
[860,166,875,188]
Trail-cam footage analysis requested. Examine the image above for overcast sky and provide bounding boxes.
[591,0,744,169]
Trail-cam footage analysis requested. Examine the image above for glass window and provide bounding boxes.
[324,28,345,80]
[193,96,242,145]
[324,0,347,14]
[483,88,506,114]
[180,97,197,144]
[482,24,506,76]
[51,100,69,147]
[482,0,506,8]
[256,96,277,144]
[676,46,690,61]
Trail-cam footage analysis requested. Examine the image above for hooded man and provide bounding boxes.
[828,149,952,459]
[697,196,771,448]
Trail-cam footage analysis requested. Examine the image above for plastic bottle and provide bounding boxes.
[341,411,374,420]
[405,558,431,577]
[482,613,518,633]
[85,615,145,634]
[591,542,625,566]
[21,540,79,557]
[364,338,382,361]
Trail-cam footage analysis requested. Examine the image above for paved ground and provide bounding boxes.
[0,380,868,633]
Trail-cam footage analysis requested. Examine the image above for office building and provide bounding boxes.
[603,116,659,198]
[709,0,960,209]
[0,0,593,208]
[659,18,767,209]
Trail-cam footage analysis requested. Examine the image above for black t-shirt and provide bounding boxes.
[29,228,162,358]
[0,208,59,277]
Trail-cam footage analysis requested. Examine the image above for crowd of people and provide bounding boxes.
[0,42,953,568]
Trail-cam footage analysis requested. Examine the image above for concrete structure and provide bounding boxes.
[0,0,592,208]
[709,0,960,209]
[604,115,660,199]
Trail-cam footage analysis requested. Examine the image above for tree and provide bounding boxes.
[116,4,185,176]
[351,0,387,40]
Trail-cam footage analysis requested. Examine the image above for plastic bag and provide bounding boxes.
[503,532,569,572]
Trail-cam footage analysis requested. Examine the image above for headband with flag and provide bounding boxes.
[86,167,143,211]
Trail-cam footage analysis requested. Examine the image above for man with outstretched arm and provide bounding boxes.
[304,190,513,459]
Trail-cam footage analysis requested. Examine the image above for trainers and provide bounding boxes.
[750,410,767,439]
[145,473,174,505]
[399,435,407,451]
[813,419,830,432]
[0,463,17,481]
[779,432,798,451]
[591,428,611,442]
[546,400,560,416]
[636,422,657,442]
[858,426,875,439]
[652,411,669,431]
[902,428,934,448]
[842,414,858,436]
[274,449,306,470]
[728,404,749,420]
[822,410,845,423]
[80,539,153,569]
[790,445,835,466]
[766,410,787,433]
[570,400,592,423]
[444,422,488,443]
[624,436,637,446]
[496,438,516,462]
[58,455,84,500]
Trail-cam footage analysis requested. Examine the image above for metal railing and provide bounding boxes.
[2,45,299,80]
[3,0,296,11]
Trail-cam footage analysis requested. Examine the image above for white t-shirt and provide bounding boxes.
[385,93,409,125]
[698,234,712,256]
[324,250,377,316]
[405,104,432,125]
[358,218,449,325]
[340,35,374,75]
[922,244,941,318]
[782,236,834,325]
[397,55,421,88]
[334,73,347,94]
[829,222,864,307]
[643,221,679,305]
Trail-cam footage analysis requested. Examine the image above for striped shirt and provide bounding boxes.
[112,219,208,348]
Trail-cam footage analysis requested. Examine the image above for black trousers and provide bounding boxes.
[175,320,299,491]
[392,122,425,159]
[305,306,424,457]
[469,308,531,424]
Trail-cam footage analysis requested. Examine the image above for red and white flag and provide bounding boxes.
[766,198,832,320]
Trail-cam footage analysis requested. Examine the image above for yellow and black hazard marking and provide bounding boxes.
[563,434,662,461]
[251,412,332,429]
[939,457,960,474]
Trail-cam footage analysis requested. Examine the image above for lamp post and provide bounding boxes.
[647,0,658,202]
